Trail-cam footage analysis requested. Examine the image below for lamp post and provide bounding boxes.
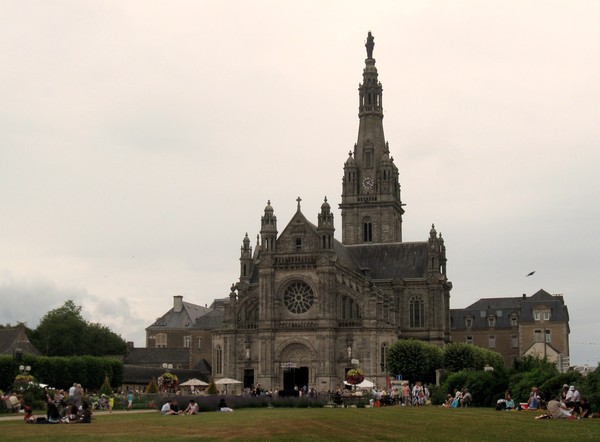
[19,365,31,375]
[162,363,173,372]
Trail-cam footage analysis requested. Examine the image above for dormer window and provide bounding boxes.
[488,316,496,327]
[510,315,518,326]
[543,312,551,321]
[534,311,541,321]
[465,317,473,328]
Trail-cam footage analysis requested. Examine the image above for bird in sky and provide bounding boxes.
[526,271,535,277]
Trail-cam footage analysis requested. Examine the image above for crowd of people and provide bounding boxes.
[159,397,233,415]
[13,383,93,424]
[5,377,596,423]
[491,384,595,420]
[533,384,593,419]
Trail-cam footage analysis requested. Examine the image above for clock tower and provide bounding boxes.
[340,32,405,245]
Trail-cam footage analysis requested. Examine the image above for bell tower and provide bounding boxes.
[340,32,405,245]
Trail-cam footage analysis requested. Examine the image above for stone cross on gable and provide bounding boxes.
[296,196,302,210]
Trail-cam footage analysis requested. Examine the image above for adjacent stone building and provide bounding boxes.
[450,289,570,371]
[211,32,452,392]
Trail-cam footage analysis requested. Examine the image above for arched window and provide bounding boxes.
[409,296,424,328]
[363,217,372,242]
[215,345,222,374]
[380,343,388,372]
[341,295,360,319]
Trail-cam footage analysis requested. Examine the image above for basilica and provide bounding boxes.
[207,32,452,392]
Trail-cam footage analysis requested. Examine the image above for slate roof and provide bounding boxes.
[123,347,190,366]
[246,206,432,283]
[193,308,224,330]
[451,289,569,330]
[123,364,210,385]
[147,300,211,330]
[345,242,429,279]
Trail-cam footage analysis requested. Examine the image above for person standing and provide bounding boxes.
[127,390,133,411]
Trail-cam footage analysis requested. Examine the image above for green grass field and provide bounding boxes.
[2,407,599,441]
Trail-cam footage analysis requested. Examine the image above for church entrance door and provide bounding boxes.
[282,366,308,396]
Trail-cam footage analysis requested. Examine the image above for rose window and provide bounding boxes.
[283,281,314,314]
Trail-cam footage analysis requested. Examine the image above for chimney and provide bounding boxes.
[522,293,526,299]
[174,295,183,312]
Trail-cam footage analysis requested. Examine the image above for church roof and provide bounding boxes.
[344,242,429,279]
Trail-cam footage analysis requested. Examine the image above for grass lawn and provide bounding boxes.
[1,406,599,441]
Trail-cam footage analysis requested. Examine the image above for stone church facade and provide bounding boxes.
[211,33,452,392]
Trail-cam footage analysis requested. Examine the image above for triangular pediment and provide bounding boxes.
[276,210,320,254]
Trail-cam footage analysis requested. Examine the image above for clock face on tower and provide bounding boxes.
[362,176,374,192]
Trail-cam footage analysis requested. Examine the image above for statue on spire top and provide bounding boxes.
[365,31,374,59]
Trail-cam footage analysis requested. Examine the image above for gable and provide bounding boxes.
[277,211,320,254]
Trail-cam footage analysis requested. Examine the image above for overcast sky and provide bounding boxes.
[1,1,599,366]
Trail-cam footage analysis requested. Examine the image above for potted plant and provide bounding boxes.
[346,369,365,385]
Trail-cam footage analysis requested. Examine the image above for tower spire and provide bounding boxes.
[340,32,404,245]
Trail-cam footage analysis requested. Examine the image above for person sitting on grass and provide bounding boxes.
[76,402,92,423]
[218,397,233,412]
[504,391,515,410]
[161,399,180,415]
[527,387,540,411]
[460,389,472,408]
[170,399,183,414]
[184,399,199,415]
[577,398,592,418]
[535,399,575,420]
[60,405,80,423]
[450,389,462,408]
[440,394,453,408]
[47,402,61,423]
[23,405,35,423]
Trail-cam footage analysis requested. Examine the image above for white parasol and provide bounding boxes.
[179,378,209,387]
[214,377,243,386]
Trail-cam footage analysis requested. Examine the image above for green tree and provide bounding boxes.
[99,375,113,396]
[442,368,508,407]
[581,364,600,412]
[206,378,218,395]
[29,300,126,357]
[387,339,443,384]
[146,377,159,394]
[508,356,559,403]
[443,343,504,372]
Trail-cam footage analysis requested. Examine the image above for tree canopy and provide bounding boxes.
[28,300,127,357]
[387,339,443,384]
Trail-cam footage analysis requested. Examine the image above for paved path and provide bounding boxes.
[0,408,156,422]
